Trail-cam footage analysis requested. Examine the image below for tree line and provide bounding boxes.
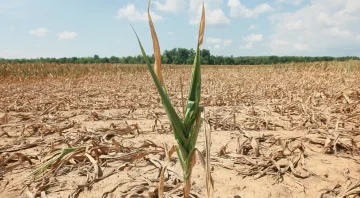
[1,48,358,65]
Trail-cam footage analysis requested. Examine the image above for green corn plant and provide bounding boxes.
[130,0,208,197]
[28,147,82,178]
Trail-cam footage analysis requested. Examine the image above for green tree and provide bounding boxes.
[109,56,119,63]
[200,49,211,64]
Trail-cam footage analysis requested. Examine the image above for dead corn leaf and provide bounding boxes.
[251,137,260,157]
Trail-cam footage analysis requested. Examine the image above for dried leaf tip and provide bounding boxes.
[147,0,164,88]
[197,1,205,47]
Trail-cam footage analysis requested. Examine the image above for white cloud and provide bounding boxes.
[213,44,221,49]
[168,32,173,35]
[189,9,230,27]
[274,0,304,6]
[223,39,233,46]
[155,0,186,13]
[240,34,263,49]
[275,40,289,46]
[188,0,203,12]
[285,20,304,30]
[248,24,256,30]
[269,0,360,54]
[329,27,352,37]
[244,34,263,42]
[228,0,273,18]
[206,37,222,44]
[116,4,163,22]
[240,43,253,49]
[293,43,309,51]
[189,0,230,27]
[29,27,48,37]
[207,9,230,26]
[206,37,233,49]
[58,31,78,40]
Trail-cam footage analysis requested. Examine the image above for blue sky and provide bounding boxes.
[1,0,360,58]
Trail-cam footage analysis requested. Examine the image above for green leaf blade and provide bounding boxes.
[130,24,186,145]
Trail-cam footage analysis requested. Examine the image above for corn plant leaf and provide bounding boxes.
[197,2,205,47]
[130,24,186,146]
[29,147,80,177]
[184,148,196,179]
[147,0,165,89]
[188,1,205,103]
[184,101,196,137]
[176,145,187,171]
[186,108,202,150]
[183,1,205,138]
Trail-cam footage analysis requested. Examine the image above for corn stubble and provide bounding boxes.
[0,61,359,197]
[131,1,213,197]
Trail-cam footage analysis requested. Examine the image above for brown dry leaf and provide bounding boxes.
[278,138,288,152]
[126,151,148,163]
[166,145,177,162]
[196,149,215,198]
[351,139,359,156]
[183,150,197,197]
[333,133,340,154]
[140,139,162,149]
[40,191,48,198]
[343,93,352,104]
[111,138,122,152]
[158,143,171,198]
[164,183,182,198]
[0,113,10,124]
[270,158,281,174]
[147,0,164,87]
[197,2,205,46]
[5,143,39,152]
[125,185,149,198]
[101,181,129,198]
[318,183,342,198]
[84,153,103,178]
[203,107,214,198]
[0,153,9,163]
[25,187,35,198]
[0,129,11,137]
[324,137,332,153]
[158,164,167,198]
[41,102,64,116]
[218,145,228,157]
[337,178,360,198]
[148,144,181,197]
[288,159,310,179]
[0,152,32,167]
[236,136,249,155]
[15,153,33,165]
[251,137,260,157]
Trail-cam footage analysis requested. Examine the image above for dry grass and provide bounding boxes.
[0,61,359,197]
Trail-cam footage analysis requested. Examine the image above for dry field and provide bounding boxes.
[0,62,360,198]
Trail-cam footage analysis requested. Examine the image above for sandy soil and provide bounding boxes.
[0,64,359,198]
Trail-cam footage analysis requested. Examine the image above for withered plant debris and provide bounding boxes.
[0,60,359,197]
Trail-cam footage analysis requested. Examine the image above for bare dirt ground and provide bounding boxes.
[0,63,359,198]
